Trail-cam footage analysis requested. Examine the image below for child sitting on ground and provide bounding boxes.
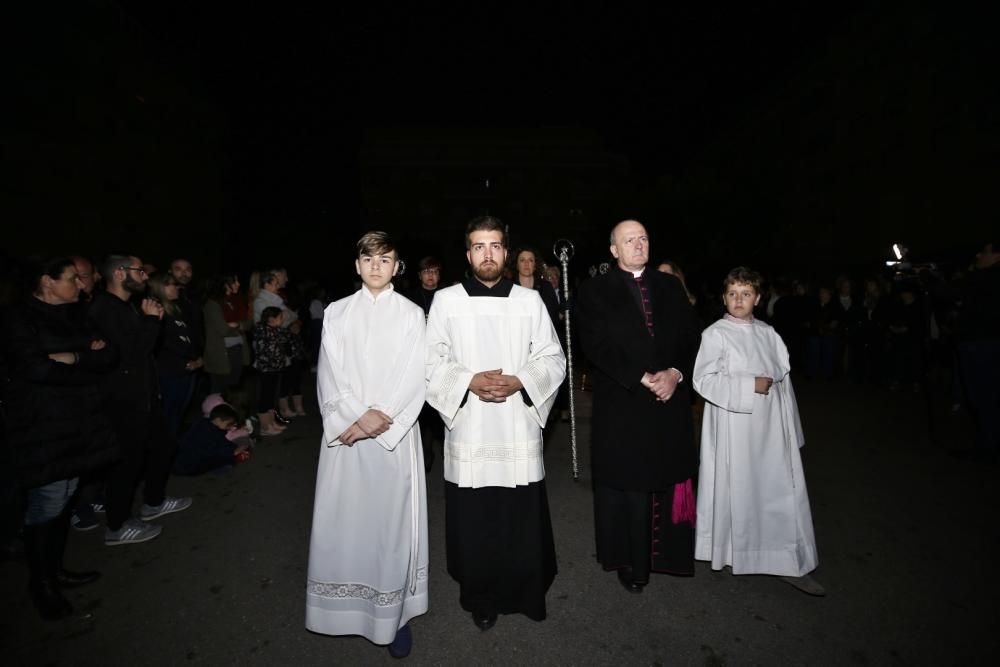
[692,266,824,596]
[173,403,251,476]
[201,393,255,447]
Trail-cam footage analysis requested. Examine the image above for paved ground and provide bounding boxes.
[1,374,996,666]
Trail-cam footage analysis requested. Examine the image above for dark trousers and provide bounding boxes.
[104,407,177,531]
[959,340,1000,453]
[418,404,441,471]
[445,480,556,621]
[282,364,302,398]
[594,483,653,582]
[257,371,281,412]
[0,439,22,551]
[594,481,695,579]
[209,346,245,394]
[807,336,837,380]
[159,372,196,437]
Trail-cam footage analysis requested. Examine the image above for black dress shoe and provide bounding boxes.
[29,578,73,620]
[56,569,101,588]
[617,568,645,594]
[472,611,498,631]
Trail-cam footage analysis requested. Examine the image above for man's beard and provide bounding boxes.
[473,261,502,283]
[123,276,145,293]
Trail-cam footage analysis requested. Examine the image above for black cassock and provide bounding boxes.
[577,267,701,579]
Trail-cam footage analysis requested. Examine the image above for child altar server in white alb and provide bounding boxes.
[692,267,824,596]
[305,232,429,658]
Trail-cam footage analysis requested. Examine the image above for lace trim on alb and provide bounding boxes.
[307,567,428,606]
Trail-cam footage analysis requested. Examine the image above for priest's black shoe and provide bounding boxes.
[472,611,497,631]
[29,578,74,620]
[617,568,645,594]
[56,569,101,588]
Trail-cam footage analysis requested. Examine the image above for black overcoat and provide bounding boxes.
[577,268,700,491]
[1,298,120,488]
[87,290,162,412]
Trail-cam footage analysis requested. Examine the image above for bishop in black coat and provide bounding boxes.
[576,220,701,590]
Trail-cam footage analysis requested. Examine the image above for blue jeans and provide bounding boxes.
[25,478,78,526]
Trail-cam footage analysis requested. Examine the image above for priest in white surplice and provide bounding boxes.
[426,216,565,631]
[305,232,428,658]
[692,267,824,597]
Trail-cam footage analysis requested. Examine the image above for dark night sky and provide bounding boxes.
[126,3,854,178]
[6,2,995,288]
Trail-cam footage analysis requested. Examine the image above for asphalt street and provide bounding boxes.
[1,375,995,666]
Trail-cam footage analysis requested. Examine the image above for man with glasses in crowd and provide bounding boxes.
[88,255,192,546]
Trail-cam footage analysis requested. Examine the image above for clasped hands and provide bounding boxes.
[469,369,523,403]
[641,369,682,402]
[140,298,164,319]
[338,408,393,446]
[754,376,774,395]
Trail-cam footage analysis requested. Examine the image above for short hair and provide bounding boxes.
[102,254,132,285]
[418,256,441,272]
[261,305,283,323]
[609,219,644,245]
[260,268,284,287]
[209,404,239,424]
[356,231,397,259]
[722,266,763,294]
[465,215,507,249]
[68,255,94,269]
[25,256,76,296]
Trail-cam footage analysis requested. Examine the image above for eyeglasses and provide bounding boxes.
[120,266,147,276]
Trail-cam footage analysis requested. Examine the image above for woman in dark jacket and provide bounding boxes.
[2,257,119,619]
[148,272,203,436]
[513,247,560,326]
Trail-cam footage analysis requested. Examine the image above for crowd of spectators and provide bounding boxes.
[1,237,995,622]
[0,253,323,620]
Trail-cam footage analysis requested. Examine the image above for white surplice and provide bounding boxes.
[305,284,428,644]
[425,283,566,488]
[692,316,818,576]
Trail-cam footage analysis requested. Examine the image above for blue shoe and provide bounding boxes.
[387,624,412,659]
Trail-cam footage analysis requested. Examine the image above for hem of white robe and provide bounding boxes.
[695,542,818,577]
[443,459,545,488]
[305,591,429,645]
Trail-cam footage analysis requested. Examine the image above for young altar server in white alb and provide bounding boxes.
[305,231,428,658]
[692,267,825,596]
[426,215,566,631]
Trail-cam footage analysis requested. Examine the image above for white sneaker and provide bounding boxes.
[105,518,162,546]
[139,496,193,521]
